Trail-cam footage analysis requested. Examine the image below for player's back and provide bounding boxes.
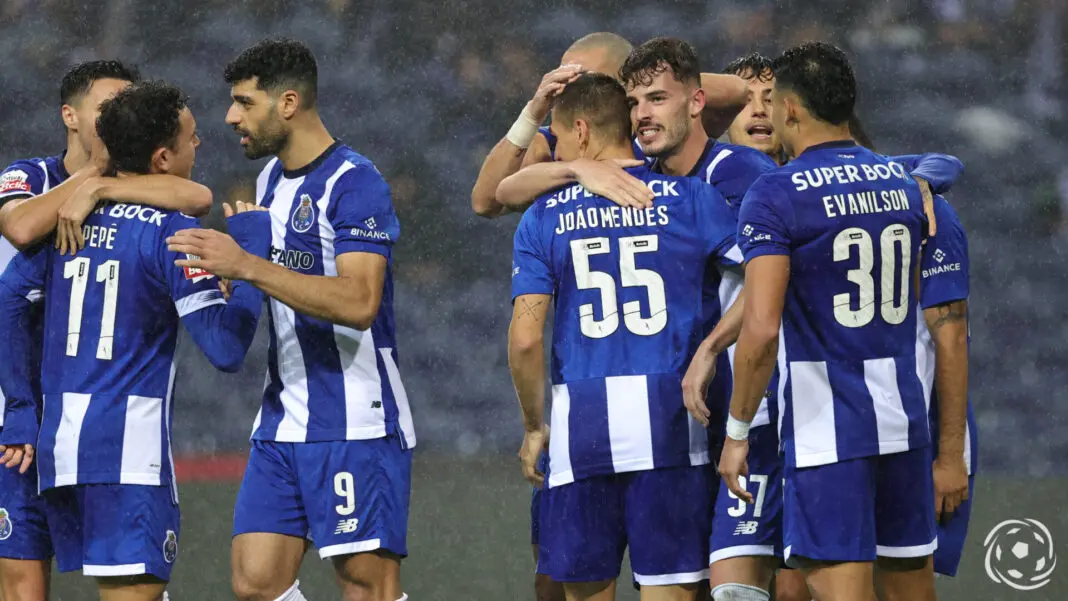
[36,202,219,489]
[739,141,929,467]
[514,166,738,485]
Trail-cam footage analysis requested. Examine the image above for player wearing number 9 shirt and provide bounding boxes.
[0,81,269,600]
[509,73,739,597]
[720,43,946,601]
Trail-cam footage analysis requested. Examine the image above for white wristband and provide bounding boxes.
[726,415,751,441]
[505,105,541,149]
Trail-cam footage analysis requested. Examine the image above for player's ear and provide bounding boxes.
[783,95,799,128]
[278,90,300,120]
[151,145,171,175]
[61,104,78,131]
[575,119,590,158]
[690,85,706,119]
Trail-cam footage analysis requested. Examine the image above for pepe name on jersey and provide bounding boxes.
[550,179,679,235]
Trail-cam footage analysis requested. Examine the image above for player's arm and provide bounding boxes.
[0,249,49,474]
[496,158,652,212]
[471,65,583,218]
[719,178,792,503]
[699,72,748,139]
[893,153,964,196]
[168,208,269,373]
[510,294,551,486]
[924,299,969,460]
[55,174,213,254]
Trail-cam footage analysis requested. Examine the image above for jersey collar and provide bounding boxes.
[282,139,343,179]
[798,139,858,157]
[650,138,715,177]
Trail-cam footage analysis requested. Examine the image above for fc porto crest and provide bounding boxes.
[163,529,178,563]
[0,508,12,541]
[291,194,316,233]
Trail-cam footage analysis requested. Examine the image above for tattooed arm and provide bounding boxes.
[509,293,552,485]
[924,299,969,468]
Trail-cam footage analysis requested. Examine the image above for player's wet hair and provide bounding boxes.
[225,38,318,108]
[772,42,855,126]
[96,81,187,175]
[723,53,774,82]
[59,60,141,106]
[553,73,631,145]
[848,113,876,150]
[619,37,701,89]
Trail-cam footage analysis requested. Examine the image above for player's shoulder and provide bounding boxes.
[715,141,778,169]
[0,156,50,196]
[932,195,964,236]
[330,145,388,192]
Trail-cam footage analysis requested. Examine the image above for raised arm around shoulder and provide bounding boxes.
[700,72,748,139]
[0,164,99,249]
[472,133,552,218]
[497,158,652,211]
[91,174,213,216]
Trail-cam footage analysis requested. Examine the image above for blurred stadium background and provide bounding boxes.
[1,0,1066,599]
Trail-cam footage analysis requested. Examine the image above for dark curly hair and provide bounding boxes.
[772,42,855,125]
[59,60,141,106]
[224,38,318,107]
[96,81,187,175]
[723,53,774,82]
[553,73,631,145]
[619,37,701,89]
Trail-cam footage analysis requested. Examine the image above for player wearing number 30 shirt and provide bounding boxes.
[723,43,940,601]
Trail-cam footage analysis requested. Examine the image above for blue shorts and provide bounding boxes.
[530,451,549,546]
[933,474,974,576]
[538,465,713,586]
[783,447,937,563]
[234,437,412,559]
[709,425,783,564]
[0,464,52,560]
[42,484,180,580]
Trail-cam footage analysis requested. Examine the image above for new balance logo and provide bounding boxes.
[733,521,758,536]
[335,518,359,534]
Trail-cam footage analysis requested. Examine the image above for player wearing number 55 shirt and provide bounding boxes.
[509,73,739,599]
[0,81,269,601]
[719,43,963,601]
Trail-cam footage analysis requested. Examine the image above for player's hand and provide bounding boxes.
[932,454,969,522]
[915,176,937,239]
[519,429,546,488]
[529,64,585,121]
[167,228,254,281]
[719,437,752,504]
[572,158,654,209]
[224,200,267,217]
[0,444,34,474]
[682,341,716,426]
[55,177,103,255]
[219,279,233,300]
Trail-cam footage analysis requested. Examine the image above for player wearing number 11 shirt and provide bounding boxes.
[721,43,941,601]
[509,73,738,598]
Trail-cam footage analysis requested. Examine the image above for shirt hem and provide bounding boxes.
[548,454,709,487]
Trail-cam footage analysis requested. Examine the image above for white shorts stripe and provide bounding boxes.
[633,568,709,586]
[83,563,147,577]
[876,537,938,558]
[709,544,778,564]
[318,538,382,559]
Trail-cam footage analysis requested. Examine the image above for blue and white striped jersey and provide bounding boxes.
[916,196,978,475]
[252,142,416,447]
[0,155,68,433]
[512,166,739,487]
[738,141,929,469]
[0,203,265,493]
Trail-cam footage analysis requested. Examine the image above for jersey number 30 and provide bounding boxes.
[571,235,667,339]
[832,224,911,328]
[63,257,120,360]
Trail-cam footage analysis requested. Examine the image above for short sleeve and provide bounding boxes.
[329,165,400,258]
[156,214,226,317]
[890,153,963,195]
[692,182,743,267]
[0,160,46,206]
[705,148,776,211]
[0,244,49,299]
[737,176,792,261]
[919,196,969,309]
[511,205,553,300]
[539,126,558,159]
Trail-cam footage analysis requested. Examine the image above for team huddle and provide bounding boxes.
[0,28,975,601]
[476,35,976,601]
[0,40,414,601]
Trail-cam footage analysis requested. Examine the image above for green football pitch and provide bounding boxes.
[45,456,1067,600]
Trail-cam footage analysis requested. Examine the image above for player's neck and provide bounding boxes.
[788,124,852,157]
[659,123,708,176]
[590,142,635,162]
[64,134,89,174]
[276,114,336,173]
